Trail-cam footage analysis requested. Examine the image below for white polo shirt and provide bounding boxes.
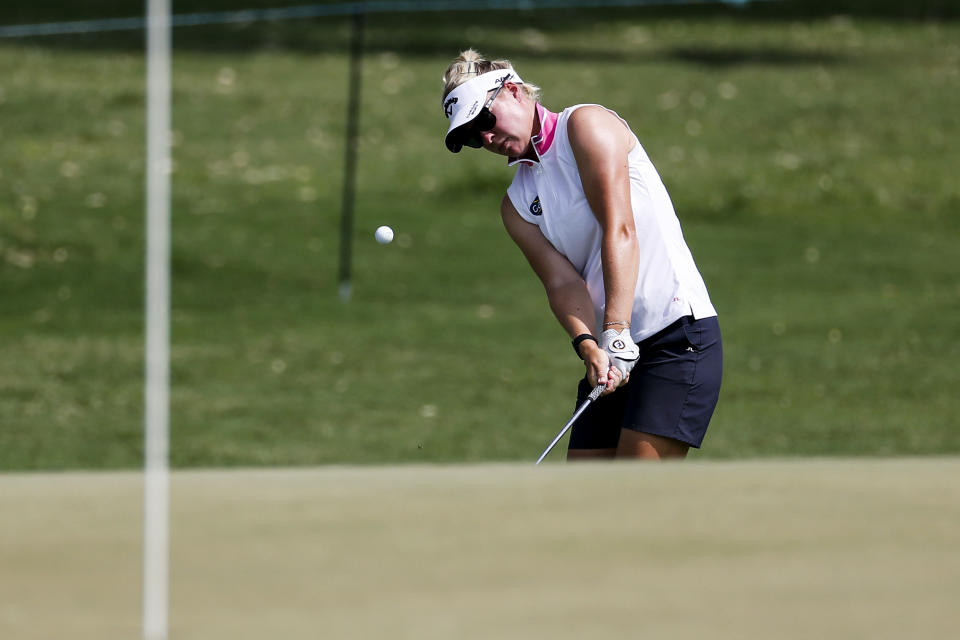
[506,104,716,342]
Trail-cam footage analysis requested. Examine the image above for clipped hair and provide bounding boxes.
[440,48,540,105]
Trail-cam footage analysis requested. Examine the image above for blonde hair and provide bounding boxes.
[441,49,540,104]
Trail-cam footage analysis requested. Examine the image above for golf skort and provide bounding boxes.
[569,315,722,449]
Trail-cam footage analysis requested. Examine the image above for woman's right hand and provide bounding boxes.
[579,342,624,396]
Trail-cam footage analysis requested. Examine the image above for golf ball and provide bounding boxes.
[375,225,394,244]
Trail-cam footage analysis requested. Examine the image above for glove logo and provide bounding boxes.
[613,339,625,350]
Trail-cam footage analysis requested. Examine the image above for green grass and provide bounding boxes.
[3,459,960,639]
[1,10,958,469]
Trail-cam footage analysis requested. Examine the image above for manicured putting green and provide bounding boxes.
[2,458,958,639]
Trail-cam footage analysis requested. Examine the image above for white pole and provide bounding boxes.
[144,1,171,639]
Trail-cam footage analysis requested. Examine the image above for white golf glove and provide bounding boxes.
[600,328,640,378]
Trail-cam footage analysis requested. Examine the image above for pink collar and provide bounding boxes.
[508,103,558,166]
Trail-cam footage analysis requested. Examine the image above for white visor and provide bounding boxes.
[443,69,523,153]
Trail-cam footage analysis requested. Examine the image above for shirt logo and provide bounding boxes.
[529,196,542,216]
[443,96,458,118]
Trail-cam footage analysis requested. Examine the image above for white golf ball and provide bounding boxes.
[375,225,394,244]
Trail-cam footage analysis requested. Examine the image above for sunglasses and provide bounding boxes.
[453,76,510,149]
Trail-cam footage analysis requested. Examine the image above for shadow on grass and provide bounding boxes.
[4,29,850,72]
[1,0,956,31]
[0,6,847,70]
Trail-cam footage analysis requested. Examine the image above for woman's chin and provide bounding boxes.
[487,141,524,158]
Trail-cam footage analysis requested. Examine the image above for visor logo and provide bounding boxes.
[529,196,542,216]
[443,96,458,118]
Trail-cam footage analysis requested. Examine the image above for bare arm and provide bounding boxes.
[567,106,638,333]
[501,196,621,392]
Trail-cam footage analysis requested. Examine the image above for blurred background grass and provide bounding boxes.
[1,2,958,469]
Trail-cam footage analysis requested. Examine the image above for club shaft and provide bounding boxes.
[535,384,605,465]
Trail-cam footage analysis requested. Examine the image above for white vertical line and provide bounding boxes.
[144,1,171,639]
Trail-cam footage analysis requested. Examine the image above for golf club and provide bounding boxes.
[535,383,605,465]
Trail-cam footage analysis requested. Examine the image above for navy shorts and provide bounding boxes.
[568,315,722,450]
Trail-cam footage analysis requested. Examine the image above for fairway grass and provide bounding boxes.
[2,458,958,639]
[2,15,959,469]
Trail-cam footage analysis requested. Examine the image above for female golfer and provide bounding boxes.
[441,50,722,460]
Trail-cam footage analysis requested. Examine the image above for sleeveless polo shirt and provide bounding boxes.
[506,104,716,342]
